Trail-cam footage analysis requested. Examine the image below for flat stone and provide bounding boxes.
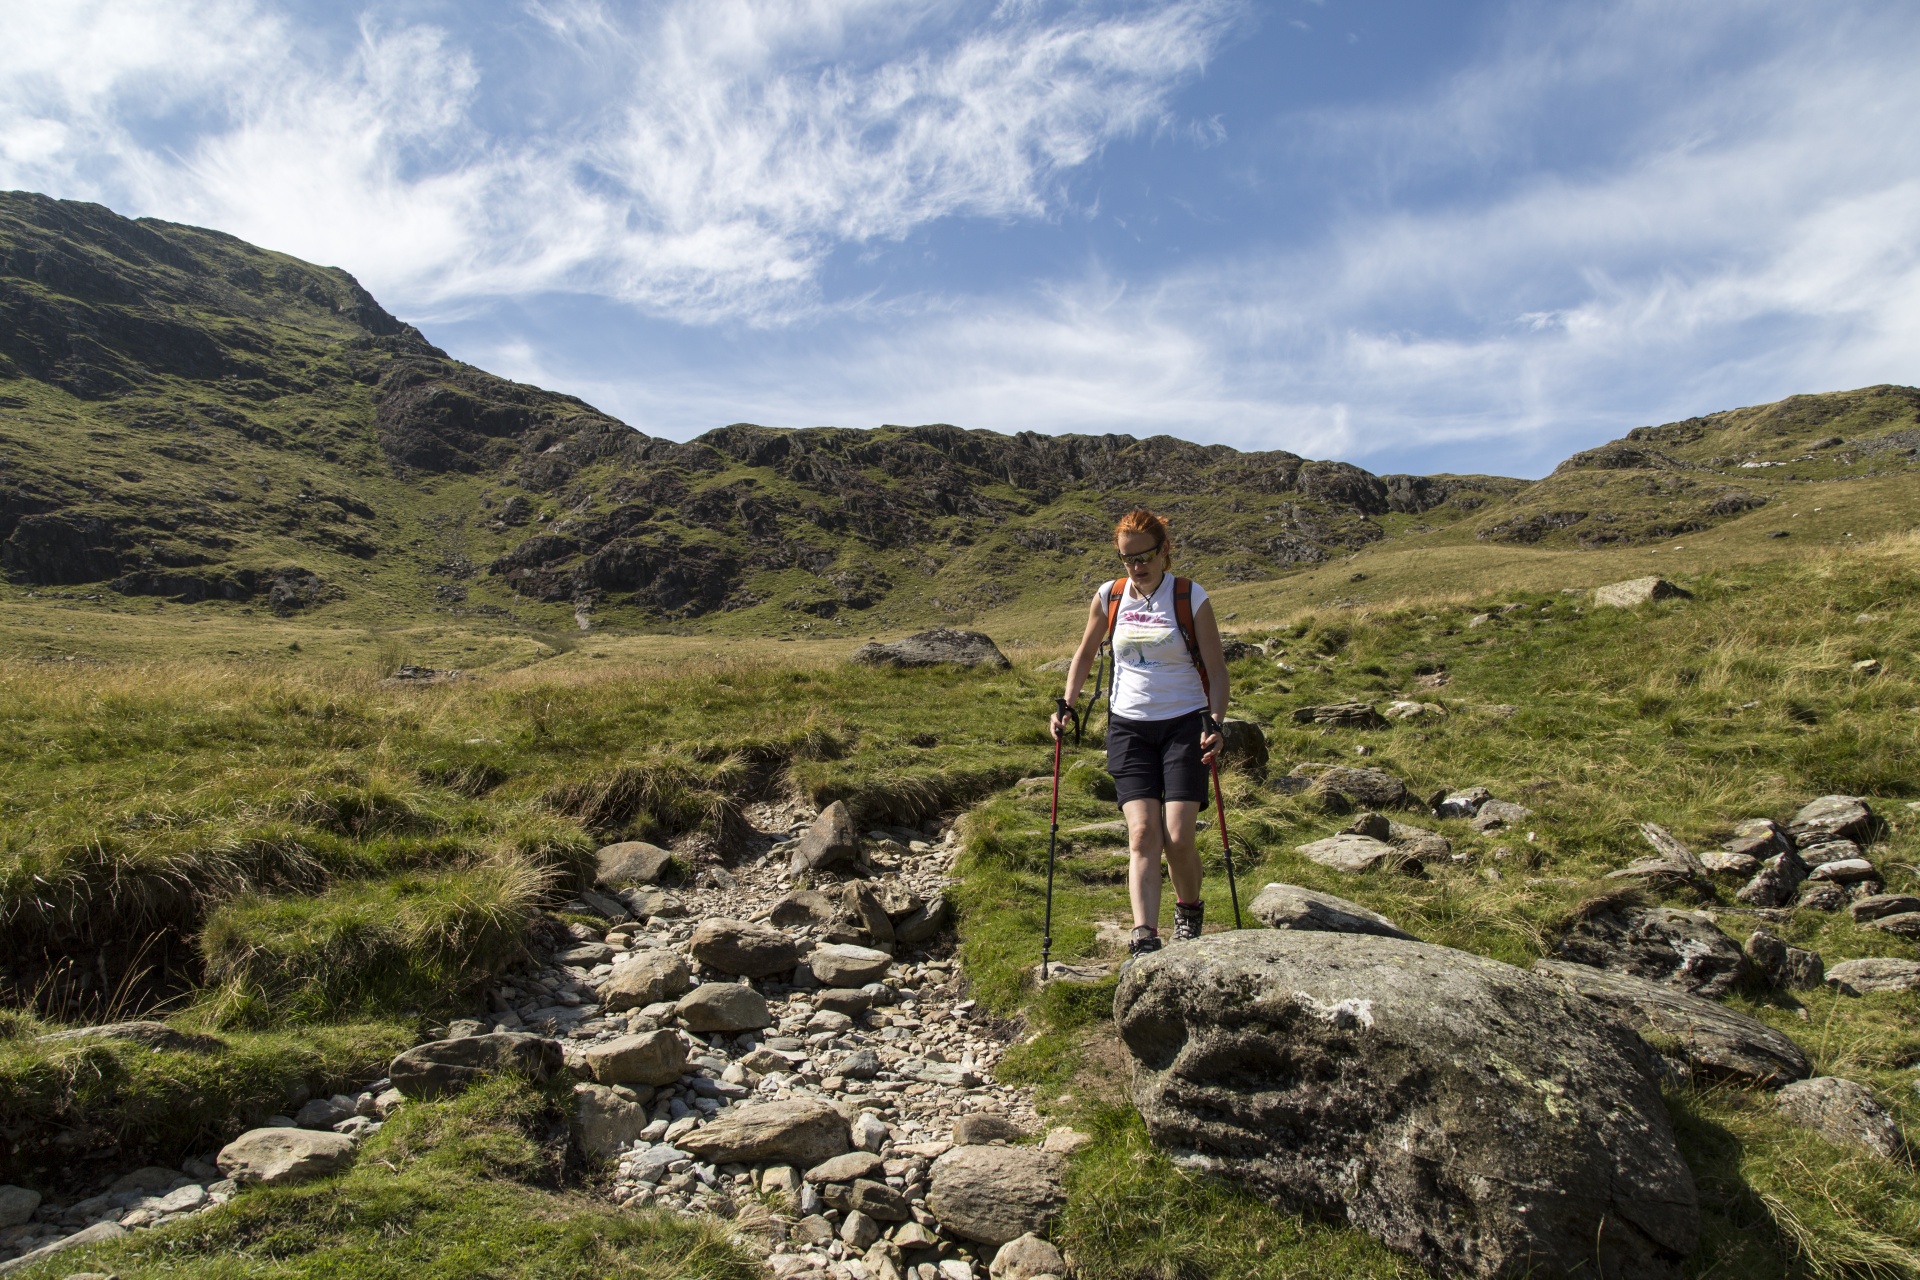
[1593,576,1691,607]
[1249,882,1413,939]
[1796,880,1848,911]
[927,1145,1067,1247]
[595,840,680,888]
[1866,912,1920,940]
[0,1221,125,1274]
[1806,858,1876,882]
[1826,958,1920,995]
[1295,834,1404,874]
[791,800,862,876]
[676,982,774,1032]
[1041,1126,1092,1155]
[1797,839,1862,867]
[1434,785,1492,818]
[895,895,950,945]
[805,1151,885,1184]
[811,943,894,988]
[1699,851,1759,876]
[951,1114,1025,1145]
[1851,893,1920,923]
[678,1098,851,1165]
[582,1031,687,1087]
[1289,702,1388,730]
[1292,764,1413,808]
[1776,1077,1908,1160]
[389,1032,563,1099]
[1723,819,1789,860]
[217,1127,356,1186]
[600,950,691,1011]
[1116,931,1697,1280]
[690,918,803,978]
[770,890,839,930]
[1786,795,1873,847]
[556,942,614,966]
[1531,960,1810,1087]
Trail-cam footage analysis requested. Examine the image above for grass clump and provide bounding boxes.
[17,1076,759,1280]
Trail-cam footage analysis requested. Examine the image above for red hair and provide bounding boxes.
[1114,509,1173,565]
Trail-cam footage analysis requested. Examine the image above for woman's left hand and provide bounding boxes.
[1200,727,1223,764]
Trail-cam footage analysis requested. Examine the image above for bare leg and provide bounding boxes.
[1123,798,1167,930]
[1162,800,1203,904]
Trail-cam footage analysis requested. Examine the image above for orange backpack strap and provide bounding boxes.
[1173,577,1211,702]
[1103,578,1126,646]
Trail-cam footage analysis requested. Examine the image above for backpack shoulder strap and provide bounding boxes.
[1103,578,1126,645]
[1173,577,1211,701]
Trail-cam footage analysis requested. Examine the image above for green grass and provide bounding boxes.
[10,1076,758,1280]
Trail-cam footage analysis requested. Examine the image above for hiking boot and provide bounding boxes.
[1127,926,1163,958]
[1172,900,1204,942]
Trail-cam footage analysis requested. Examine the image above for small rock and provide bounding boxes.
[1434,786,1492,818]
[770,890,840,930]
[812,944,894,988]
[600,951,692,1011]
[1291,764,1413,810]
[1040,1127,1092,1155]
[927,1146,1066,1246]
[574,1082,651,1159]
[1592,576,1691,607]
[762,1165,804,1199]
[840,1208,882,1250]
[805,1152,885,1184]
[951,1114,1025,1145]
[1723,819,1790,860]
[790,1214,836,1246]
[1775,1077,1908,1160]
[216,1128,356,1186]
[1806,858,1876,883]
[1551,906,1749,999]
[1248,883,1413,939]
[294,1098,349,1129]
[676,983,774,1033]
[678,1098,851,1165]
[0,1185,41,1228]
[850,629,1010,670]
[791,801,861,876]
[1850,893,1920,923]
[556,942,614,966]
[0,1221,125,1272]
[989,1233,1066,1280]
[1289,702,1388,729]
[595,840,680,888]
[1866,913,1920,940]
[1786,795,1873,847]
[1470,800,1533,832]
[690,918,803,978]
[824,1178,911,1222]
[1699,852,1760,876]
[1826,958,1920,995]
[582,1031,688,1087]
[1294,834,1406,874]
[1796,880,1849,911]
[1219,719,1268,776]
[894,896,950,945]
[1797,839,1862,867]
[852,1112,889,1154]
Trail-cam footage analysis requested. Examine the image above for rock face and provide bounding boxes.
[676,981,773,1032]
[1786,795,1873,847]
[1593,576,1691,607]
[1826,958,1920,995]
[1531,960,1810,1087]
[1249,882,1413,940]
[1295,833,1406,874]
[389,1032,563,1099]
[595,840,680,887]
[851,629,1011,669]
[790,801,860,876]
[216,1127,357,1186]
[689,918,802,977]
[926,1145,1067,1246]
[1775,1077,1908,1160]
[600,950,692,1010]
[583,1030,688,1086]
[1114,931,1699,1280]
[810,943,894,988]
[677,1098,850,1165]
[1551,906,1749,999]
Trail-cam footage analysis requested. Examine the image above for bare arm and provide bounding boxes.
[1051,595,1110,739]
[1192,599,1230,761]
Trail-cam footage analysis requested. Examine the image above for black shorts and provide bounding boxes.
[1105,711,1209,811]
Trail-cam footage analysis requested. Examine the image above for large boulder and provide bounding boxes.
[599,950,691,1011]
[594,840,680,888]
[689,918,802,977]
[851,628,1010,669]
[1248,883,1413,940]
[1786,795,1873,848]
[677,1098,850,1165]
[582,1031,687,1086]
[573,1083,651,1159]
[389,1032,563,1100]
[926,1145,1067,1246]
[790,801,860,876]
[216,1127,357,1186]
[1219,718,1269,777]
[810,943,894,988]
[1550,906,1749,999]
[1531,960,1810,1087]
[1593,576,1691,607]
[1826,958,1920,995]
[1114,930,1698,1280]
[1775,1077,1908,1161]
[676,982,774,1032]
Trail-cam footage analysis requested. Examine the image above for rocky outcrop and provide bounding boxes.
[1531,960,1810,1087]
[1114,930,1698,1279]
[851,629,1010,669]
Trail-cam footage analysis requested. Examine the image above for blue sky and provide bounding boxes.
[3,1,1917,476]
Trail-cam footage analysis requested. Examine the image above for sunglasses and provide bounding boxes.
[1117,541,1163,567]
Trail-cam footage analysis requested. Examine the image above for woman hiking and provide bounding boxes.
[1051,509,1230,958]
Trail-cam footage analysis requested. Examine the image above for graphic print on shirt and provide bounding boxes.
[1114,605,1180,669]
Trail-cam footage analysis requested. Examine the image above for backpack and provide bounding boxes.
[1090,576,1211,716]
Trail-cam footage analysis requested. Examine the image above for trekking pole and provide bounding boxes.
[1202,713,1243,929]
[1041,698,1073,981]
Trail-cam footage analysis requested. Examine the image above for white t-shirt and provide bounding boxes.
[1098,575,1211,722]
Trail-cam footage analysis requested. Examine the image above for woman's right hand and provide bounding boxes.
[1049,709,1069,740]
